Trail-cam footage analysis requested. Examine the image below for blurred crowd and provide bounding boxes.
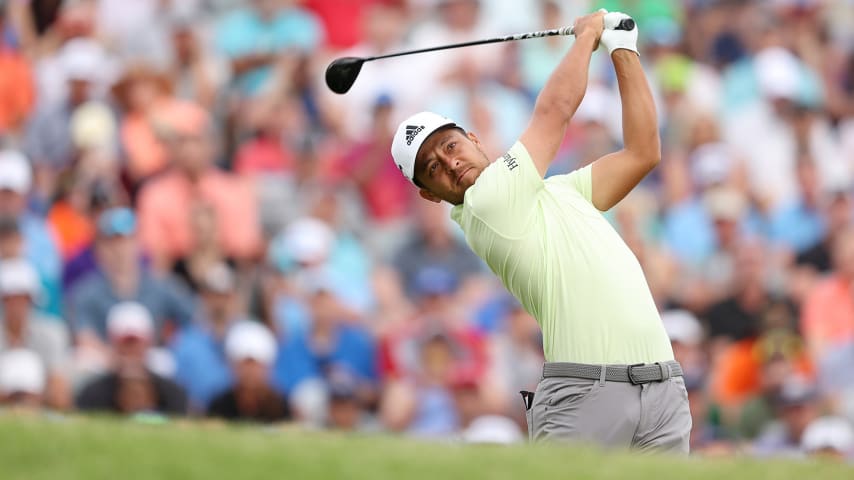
[0,0,853,460]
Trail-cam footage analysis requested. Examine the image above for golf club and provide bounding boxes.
[325,18,635,94]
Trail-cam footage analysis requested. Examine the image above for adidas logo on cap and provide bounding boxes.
[405,125,425,146]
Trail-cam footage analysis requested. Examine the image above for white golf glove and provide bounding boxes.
[599,10,639,56]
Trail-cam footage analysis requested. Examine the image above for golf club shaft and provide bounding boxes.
[364,26,576,62]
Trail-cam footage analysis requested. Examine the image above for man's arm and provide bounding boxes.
[589,50,661,211]
[519,13,604,177]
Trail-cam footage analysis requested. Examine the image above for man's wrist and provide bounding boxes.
[610,48,640,62]
[575,30,599,49]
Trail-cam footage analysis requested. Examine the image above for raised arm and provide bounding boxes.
[589,15,660,211]
[519,12,605,177]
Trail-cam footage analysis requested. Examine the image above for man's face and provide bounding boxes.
[112,334,150,367]
[234,359,268,389]
[414,128,490,205]
[0,190,24,217]
[168,132,213,177]
[201,290,235,325]
[328,398,360,430]
[1,294,32,322]
[96,235,137,273]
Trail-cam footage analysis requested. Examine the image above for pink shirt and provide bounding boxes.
[137,168,261,264]
[801,275,854,352]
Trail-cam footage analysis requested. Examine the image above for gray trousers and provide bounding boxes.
[523,365,692,454]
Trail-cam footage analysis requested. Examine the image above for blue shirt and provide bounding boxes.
[215,7,322,95]
[769,199,825,254]
[69,270,195,341]
[170,324,233,411]
[662,198,765,266]
[20,214,62,317]
[272,324,377,395]
[407,385,459,438]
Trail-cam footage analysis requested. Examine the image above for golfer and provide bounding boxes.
[390,10,691,452]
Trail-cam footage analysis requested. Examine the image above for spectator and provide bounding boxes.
[304,0,372,50]
[801,226,854,359]
[796,189,853,274]
[0,349,46,409]
[0,259,70,409]
[379,266,487,383]
[171,204,235,294]
[272,276,378,407]
[392,201,485,301]
[380,331,465,438]
[0,149,62,317]
[0,3,36,137]
[48,174,121,265]
[110,64,181,183]
[215,0,323,97]
[482,295,543,425]
[268,216,369,324]
[136,101,262,271]
[69,207,195,353]
[207,320,290,424]
[325,368,379,432]
[233,96,295,177]
[703,240,797,348]
[24,38,116,173]
[58,177,125,291]
[752,378,823,459]
[800,416,854,460]
[454,375,524,445]
[733,332,816,439]
[76,302,188,416]
[326,1,420,142]
[769,156,826,255]
[335,94,414,256]
[167,16,226,110]
[172,262,245,411]
[0,216,22,260]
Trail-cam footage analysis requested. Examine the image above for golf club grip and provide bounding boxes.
[368,18,635,62]
[564,17,636,36]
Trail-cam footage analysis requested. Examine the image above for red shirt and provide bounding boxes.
[335,139,413,223]
[304,0,372,50]
[234,135,294,176]
[378,316,488,383]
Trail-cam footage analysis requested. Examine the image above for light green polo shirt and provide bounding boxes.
[451,141,673,364]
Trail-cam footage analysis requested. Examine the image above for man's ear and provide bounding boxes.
[467,131,481,147]
[419,189,442,204]
[467,131,488,159]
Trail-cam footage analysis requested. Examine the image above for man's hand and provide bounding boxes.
[572,10,606,47]
[599,11,639,56]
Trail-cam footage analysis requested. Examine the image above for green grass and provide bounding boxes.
[0,414,851,480]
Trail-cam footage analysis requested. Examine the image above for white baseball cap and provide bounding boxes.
[660,309,704,346]
[0,258,41,298]
[801,416,854,454]
[224,321,277,365]
[283,217,334,265]
[107,301,155,340]
[0,349,46,396]
[391,111,458,184]
[59,38,112,83]
[0,150,32,193]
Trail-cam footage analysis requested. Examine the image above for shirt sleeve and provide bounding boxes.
[462,141,544,238]
[548,163,594,204]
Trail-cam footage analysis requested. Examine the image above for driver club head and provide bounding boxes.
[325,57,365,94]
